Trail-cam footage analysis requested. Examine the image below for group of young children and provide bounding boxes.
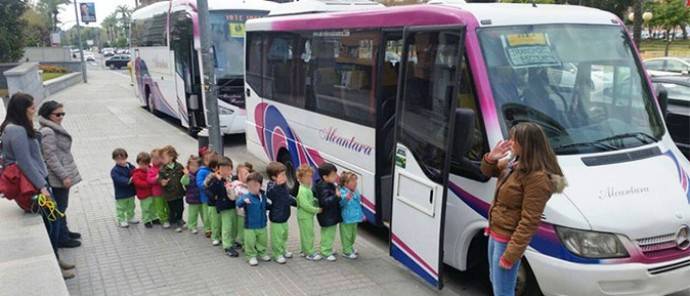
[110,146,365,266]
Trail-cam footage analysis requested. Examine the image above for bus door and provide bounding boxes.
[390,26,465,289]
[170,11,202,131]
[378,29,403,226]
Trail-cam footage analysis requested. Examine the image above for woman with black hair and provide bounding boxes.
[38,100,82,249]
[0,93,76,279]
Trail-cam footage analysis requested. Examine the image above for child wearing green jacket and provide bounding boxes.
[296,164,322,261]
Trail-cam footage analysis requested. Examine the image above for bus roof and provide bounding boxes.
[133,0,276,20]
[247,3,619,31]
[268,0,384,17]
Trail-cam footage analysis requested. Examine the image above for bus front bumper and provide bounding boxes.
[527,250,690,296]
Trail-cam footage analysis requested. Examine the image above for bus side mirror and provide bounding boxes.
[453,108,476,158]
[657,88,669,118]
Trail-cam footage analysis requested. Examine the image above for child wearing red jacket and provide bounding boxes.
[132,152,155,228]
[147,148,168,227]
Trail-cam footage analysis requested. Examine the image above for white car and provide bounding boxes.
[644,57,690,76]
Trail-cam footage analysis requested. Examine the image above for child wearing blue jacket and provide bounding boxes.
[110,148,138,228]
[338,171,364,259]
[197,151,218,238]
[236,172,271,266]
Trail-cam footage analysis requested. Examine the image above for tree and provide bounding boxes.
[36,0,69,31]
[22,6,51,47]
[101,14,119,44]
[1,1,28,62]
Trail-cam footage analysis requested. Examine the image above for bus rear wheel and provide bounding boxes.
[278,150,299,197]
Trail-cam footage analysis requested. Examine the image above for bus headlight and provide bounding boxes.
[555,226,629,258]
[218,106,234,115]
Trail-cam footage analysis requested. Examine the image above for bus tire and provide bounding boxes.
[516,259,542,296]
[146,91,157,115]
[278,149,299,197]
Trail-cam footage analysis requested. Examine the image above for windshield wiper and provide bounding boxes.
[554,132,657,154]
[553,141,618,153]
[592,132,657,146]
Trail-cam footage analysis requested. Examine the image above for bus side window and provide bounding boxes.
[450,57,490,182]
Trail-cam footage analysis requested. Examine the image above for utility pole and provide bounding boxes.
[633,0,643,47]
[72,0,88,83]
[197,0,223,154]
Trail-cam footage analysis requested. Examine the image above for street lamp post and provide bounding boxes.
[197,0,223,154]
[72,0,87,83]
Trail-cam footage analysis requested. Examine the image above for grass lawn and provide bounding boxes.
[42,72,66,81]
[640,39,690,59]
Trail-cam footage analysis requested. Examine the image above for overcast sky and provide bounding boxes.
[49,0,136,30]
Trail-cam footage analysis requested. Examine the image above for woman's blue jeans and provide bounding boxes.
[488,237,522,296]
[51,187,71,243]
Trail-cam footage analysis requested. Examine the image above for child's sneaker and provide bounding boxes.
[232,242,242,249]
[119,221,129,228]
[225,248,239,257]
[190,229,198,234]
[353,248,359,255]
[326,255,337,262]
[128,219,139,224]
[162,222,171,229]
[212,240,221,246]
[284,251,293,259]
[152,219,161,225]
[343,253,358,260]
[299,252,306,257]
[205,231,211,238]
[175,227,183,233]
[306,253,322,261]
[260,255,272,262]
[248,257,258,266]
[275,256,287,264]
[144,222,153,228]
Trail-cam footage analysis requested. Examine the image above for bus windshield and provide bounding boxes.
[209,10,268,79]
[478,24,665,155]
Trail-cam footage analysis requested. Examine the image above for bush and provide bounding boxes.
[39,64,68,73]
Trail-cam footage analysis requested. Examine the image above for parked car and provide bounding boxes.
[644,57,690,76]
[652,75,690,158]
[85,53,96,62]
[105,55,130,69]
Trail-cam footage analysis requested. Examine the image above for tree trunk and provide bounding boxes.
[632,0,642,47]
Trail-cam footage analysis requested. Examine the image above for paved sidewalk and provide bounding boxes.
[53,69,460,296]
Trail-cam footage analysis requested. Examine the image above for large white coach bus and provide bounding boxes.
[244,2,690,295]
[130,0,277,135]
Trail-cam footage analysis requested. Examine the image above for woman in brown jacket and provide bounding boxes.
[481,122,567,296]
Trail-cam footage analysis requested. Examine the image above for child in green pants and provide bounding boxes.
[110,148,138,228]
[147,148,168,227]
[197,150,218,238]
[181,155,202,234]
[313,163,341,262]
[230,163,253,248]
[132,152,155,228]
[266,162,297,264]
[236,172,270,266]
[296,165,322,261]
[338,171,364,259]
[204,157,222,246]
[207,157,240,257]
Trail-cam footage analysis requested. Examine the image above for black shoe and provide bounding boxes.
[58,239,82,248]
[232,242,242,249]
[152,219,161,225]
[225,248,239,257]
[145,222,153,228]
[68,231,81,240]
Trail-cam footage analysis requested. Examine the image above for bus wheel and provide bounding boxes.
[516,259,542,296]
[147,92,156,114]
[278,150,299,197]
